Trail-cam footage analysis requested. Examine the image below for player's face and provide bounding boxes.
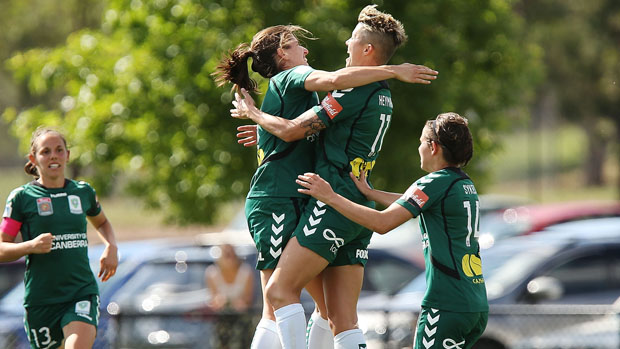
[345,23,366,67]
[418,127,433,172]
[31,133,69,181]
[281,38,309,68]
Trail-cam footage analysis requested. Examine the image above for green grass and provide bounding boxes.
[485,125,619,203]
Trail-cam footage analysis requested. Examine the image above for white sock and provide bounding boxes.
[334,329,366,349]
[251,319,282,349]
[307,311,334,349]
[274,303,307,349]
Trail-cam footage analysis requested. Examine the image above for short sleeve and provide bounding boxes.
[3,187,25,222]
[396,173,446,217]
[285,65,314,90]
[81,182,102,217]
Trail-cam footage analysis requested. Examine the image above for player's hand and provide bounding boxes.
[350,171,373,199]
[29,233,53,254]
[98,244,118,282]
[231,88,257,120]
[237,124,258,147]
[297,172,336,204]
[394,63,438,84]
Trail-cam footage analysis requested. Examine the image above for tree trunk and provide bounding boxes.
[584,119,607,186]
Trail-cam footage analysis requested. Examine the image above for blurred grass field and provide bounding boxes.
[1,125,617,242]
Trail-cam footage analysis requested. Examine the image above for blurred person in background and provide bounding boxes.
[296,113,489,349]
[0,127,118,349]
[205,243,254,348]
[214,20,436,349]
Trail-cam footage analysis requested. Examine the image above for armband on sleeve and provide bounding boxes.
[0,217,22,237]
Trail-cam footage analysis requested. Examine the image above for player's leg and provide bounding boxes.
[60,295,99,349]
[62,321,96,349]
[323,264,366,349]
[251,268,282,349]
[304,272,334,349]
[266,237,329,349]
[247,198,301,348]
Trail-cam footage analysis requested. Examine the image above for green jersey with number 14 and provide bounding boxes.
[396,168,488,313]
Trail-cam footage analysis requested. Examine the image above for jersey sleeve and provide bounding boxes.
[284,65,315,90]
[396,174,446,217]
[312,87,366,127]
[81,182,102,217]
[3,187,25,222]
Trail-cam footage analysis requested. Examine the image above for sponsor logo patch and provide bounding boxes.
[320,92,343,119]
[407,186,429,208]
[36,198,53,216]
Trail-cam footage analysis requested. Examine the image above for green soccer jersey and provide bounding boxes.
[3,179,101,307]
[248,65,320,199]
[396,168,488,313]
[312,81,393,203]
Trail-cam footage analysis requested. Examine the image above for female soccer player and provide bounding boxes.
[0,127,118,349]
[214,23,437,349]
[297,113,489,349]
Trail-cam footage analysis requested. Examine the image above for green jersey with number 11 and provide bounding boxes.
[396,168,488,313]
[312,81,392,203]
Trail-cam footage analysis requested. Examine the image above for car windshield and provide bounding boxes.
[397,237,563,300]
[113,260,212,312]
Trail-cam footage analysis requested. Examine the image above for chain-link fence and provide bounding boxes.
[1,304,618,348]
[361,304,620,349]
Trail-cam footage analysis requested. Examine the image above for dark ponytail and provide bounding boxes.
[213,25,313,92]
[213,43,259,92]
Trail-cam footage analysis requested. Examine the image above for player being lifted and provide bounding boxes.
[297,113,489,349]
[230,5,433,348]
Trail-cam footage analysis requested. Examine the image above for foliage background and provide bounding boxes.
[1,0,617,225]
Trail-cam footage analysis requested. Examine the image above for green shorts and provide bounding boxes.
[413,307,488,349]
[246,197,307,270]
[293,198,372,266]
[24,294,100,349]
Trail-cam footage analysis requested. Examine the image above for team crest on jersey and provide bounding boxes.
[37,198,53,216]
[68,195,83,214]
[320,92,343,119]
[75,300,91,314]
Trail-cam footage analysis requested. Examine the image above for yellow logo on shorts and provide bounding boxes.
[462,254,483,277]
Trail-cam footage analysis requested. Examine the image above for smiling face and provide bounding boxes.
[29,132,69,186]
[345,23,367,67]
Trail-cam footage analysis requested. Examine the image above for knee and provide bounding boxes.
[265,282,286,309]
[327,312,358,334]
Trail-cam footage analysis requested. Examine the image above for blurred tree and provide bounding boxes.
[0,0,105,166]
[520,0,620,192]
[2,0,542,224]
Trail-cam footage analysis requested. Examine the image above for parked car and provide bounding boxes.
[109,241,423,348]
[358,216,620,349]
[478,200,620,249]
[0,238,185,349]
